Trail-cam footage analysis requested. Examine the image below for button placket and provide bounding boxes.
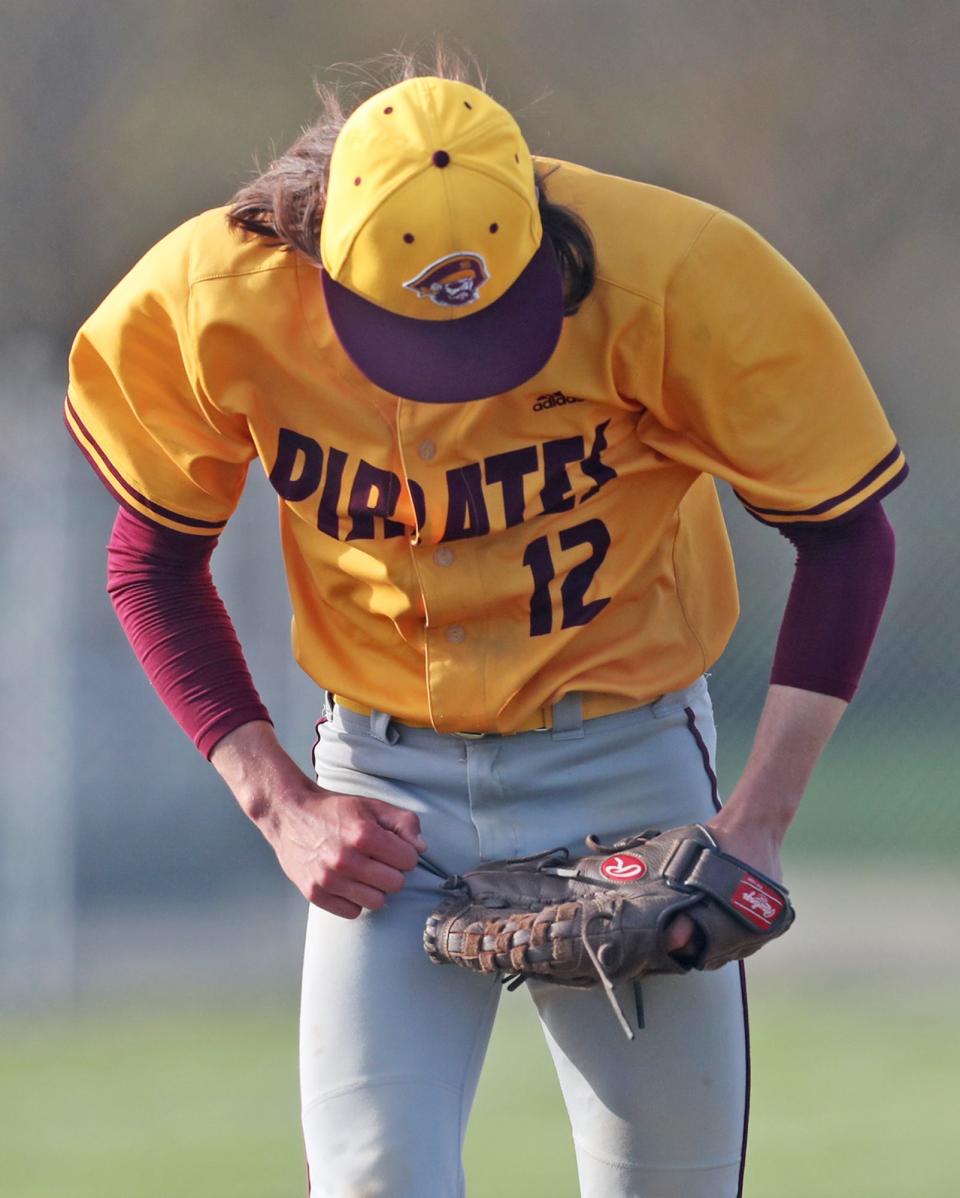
[394,400,486,728]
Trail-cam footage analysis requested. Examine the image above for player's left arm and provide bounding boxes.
[667,687,845,956]
[666,498,897,953]
[705,685,846,879]
[647,209,907,949]
[716,494,897,854]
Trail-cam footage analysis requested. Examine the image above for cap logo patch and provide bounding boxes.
[600,853,647,882]
[731,873,784,930]
[403,252,490,307]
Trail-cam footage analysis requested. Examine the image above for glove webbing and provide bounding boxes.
[496,901,642,1040]
[464,903,581,974]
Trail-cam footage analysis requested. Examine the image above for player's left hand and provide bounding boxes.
[664,817,784,958]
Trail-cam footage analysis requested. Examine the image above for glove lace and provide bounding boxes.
[580,906,637,1039]
[501,901,639,1040]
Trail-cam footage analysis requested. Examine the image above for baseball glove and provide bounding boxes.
[423,824,794,1038]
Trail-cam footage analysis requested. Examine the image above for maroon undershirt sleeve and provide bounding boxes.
[769,501,896,701]
[106,506,272,758]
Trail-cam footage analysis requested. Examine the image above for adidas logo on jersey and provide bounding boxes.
[533,391,585,412]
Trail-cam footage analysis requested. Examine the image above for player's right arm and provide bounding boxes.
[211,720,425,919]
[108,507,425,917]
[67,214,423,917]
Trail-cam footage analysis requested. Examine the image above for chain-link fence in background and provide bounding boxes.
[2,2,957,1007]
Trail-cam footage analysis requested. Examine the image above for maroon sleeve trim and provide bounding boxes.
[735,444,905,519]
[65,395,227,532]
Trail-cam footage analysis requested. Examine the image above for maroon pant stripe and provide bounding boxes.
[684,705,751,1198]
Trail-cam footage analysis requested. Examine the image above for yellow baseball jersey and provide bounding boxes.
[66,159,905,733]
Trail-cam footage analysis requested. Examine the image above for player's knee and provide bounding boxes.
[306,1137,457,1198]
[303,1082,462,1197]
[306,1147,396,1197]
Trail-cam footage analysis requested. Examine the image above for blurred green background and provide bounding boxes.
[4,989,959,1197]
[1,2,957,1195]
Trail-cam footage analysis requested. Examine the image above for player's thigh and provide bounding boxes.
[513,679,746,1195]
[300,889,501,1198]
[529,964,748,1198]
[303,715,502,1197]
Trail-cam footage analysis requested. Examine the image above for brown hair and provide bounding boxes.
[227,48,596,315]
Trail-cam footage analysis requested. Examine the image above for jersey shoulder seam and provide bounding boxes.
[592,273,663,307]
[189,259,300,288]
[593,206,723,308]
[663,208,724,299]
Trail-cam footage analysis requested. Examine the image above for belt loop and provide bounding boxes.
[550,692,584,741]
[322,690,336,721]
[370,708,400,745]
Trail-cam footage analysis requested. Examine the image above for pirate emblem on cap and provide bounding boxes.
[403,252,490,307]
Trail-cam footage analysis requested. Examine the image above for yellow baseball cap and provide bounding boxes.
[320,76,564,403]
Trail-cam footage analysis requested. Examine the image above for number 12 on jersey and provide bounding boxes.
[522,518,611,636]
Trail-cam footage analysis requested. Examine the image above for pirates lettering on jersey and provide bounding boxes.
[403,252,490,307]
[268,422,618,543]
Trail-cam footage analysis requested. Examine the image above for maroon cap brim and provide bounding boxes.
[321,239,564,403]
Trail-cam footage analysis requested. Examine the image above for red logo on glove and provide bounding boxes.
[600,853,647,882]
[732,874,784,930]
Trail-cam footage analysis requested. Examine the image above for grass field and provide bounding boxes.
[3,984,957,1197]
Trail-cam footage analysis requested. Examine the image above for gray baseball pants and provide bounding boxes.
[301,676,749,1197]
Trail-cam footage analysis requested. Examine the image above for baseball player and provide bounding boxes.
[67,57,905,1198]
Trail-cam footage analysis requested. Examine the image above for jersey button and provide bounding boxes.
[433,547,455,567]
[446,624,467,645]
[419,440,437,461]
